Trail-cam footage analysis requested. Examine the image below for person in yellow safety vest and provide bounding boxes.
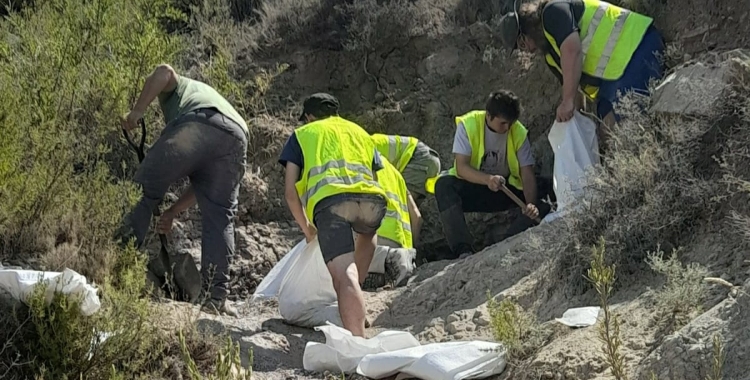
[370,133,441,206]
[432,91,554,260]
[362,158,420,290]
[278,92,387,338]
[497,0,665,156]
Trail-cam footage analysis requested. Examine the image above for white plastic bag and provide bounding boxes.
[253,237,395,328]
[543,111,600,223]
[0,268,101,316]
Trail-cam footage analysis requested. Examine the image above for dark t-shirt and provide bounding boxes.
[278,133,384,180]
[541,0,600,87]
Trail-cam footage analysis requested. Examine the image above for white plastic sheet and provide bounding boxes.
[303,324,507,380]
[542,111,600,224]
[554,306,601,327]
[0,267,101,316]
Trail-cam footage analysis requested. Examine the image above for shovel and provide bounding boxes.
[122,118,202,303]
[498,184,542,224]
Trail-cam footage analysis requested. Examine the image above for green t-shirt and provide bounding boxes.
[158,76,248,134]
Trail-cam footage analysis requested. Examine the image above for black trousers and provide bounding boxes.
[434,174,553,259]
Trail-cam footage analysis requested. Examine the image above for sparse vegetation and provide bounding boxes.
[646,246,708,331]
[486,291,546,362]
[585,237,629,380]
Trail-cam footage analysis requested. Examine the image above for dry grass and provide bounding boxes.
[545,87,725,296]
[646,246,708,332]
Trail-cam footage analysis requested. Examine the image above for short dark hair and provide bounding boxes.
[485,90,521,121]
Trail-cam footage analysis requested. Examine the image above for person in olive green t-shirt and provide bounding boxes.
[120,64,248,317]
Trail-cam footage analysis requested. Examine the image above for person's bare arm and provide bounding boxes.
[406,191,422,246]
[560,34,583,107]
[132,64,179,115]
[520,165,538,205]
[455,154,491,186]
[284,162,316,240]
[167,186,197,215]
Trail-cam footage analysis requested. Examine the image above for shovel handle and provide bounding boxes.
[499,184,542,224]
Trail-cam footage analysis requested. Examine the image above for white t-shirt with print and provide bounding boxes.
[452,121,535,178]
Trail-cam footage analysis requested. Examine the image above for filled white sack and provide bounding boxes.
[0,267,101,316]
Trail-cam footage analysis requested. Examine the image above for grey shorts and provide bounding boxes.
[401,142,441,197]
[313,193,387,263]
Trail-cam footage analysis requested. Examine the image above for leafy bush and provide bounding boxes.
[0,0,183,280]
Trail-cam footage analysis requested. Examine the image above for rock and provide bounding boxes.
[468,22,493,47]
[417,46,470,79]
[635,279,750,380]
[650,60,733,117]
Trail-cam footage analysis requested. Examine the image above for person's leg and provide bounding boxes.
[120,119,206,249]
[184,109,247,312]
[596,25,666,156]
[314,194,384,337]
[434,175,517,259]
[402,142,441,205]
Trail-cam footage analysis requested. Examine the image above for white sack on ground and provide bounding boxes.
[252,238,393,329]
[0,267,101,316]
[542,111,600,224]
[303,324,507,380]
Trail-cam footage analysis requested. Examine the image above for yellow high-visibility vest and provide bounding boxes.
[543,0,653,99]
[426,110,528,194]
[294,116,387,224]
[376,159,413,248]
[371,133,419,172]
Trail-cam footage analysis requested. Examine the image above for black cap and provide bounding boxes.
[298,92,340,121]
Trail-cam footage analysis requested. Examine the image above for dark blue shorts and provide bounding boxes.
[596,25,666,121]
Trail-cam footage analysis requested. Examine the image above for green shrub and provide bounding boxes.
[486,292,545,362]
[0,0,183,280]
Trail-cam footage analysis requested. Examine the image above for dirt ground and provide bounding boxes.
[157,0,750,378]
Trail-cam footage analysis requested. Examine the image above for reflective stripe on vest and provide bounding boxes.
[371,133,419,172]
[543,0,653,81]
[294,116,387,223]
[376,160,413,248]
[445,110,528,191]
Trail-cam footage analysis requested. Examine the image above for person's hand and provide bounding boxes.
[522,203,539,220]
[156,209,176,234]
[556,98,575,122]
[121,110,144,132]
[487,175,505,192]
[304,223,317,243]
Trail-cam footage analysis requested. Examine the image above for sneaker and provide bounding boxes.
[385,248,415,288]
[201,298,239,317]
[362,272,386,291]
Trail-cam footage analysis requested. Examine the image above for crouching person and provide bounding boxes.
[362,159,420,291]
[279,93,387,337]
[371,133,441,208]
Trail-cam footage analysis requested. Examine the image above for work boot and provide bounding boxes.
[439,205,476,260]
[201,297,239,317]
[384,247,416,287]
